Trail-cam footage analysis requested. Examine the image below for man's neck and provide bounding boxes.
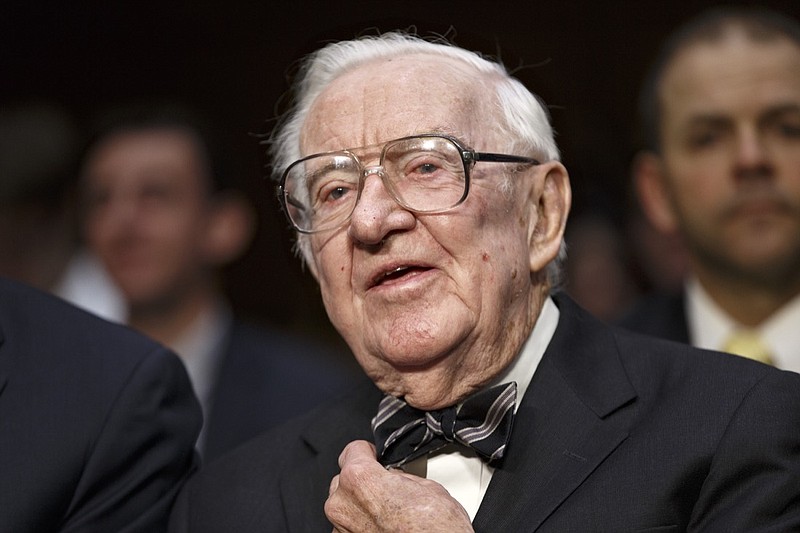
[127,285,218,350]
[693,267,800,327]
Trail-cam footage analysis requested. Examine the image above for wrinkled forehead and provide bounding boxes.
[299,54,501,156]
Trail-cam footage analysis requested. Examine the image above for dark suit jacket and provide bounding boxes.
[618,291,690,344]
[169,294,800,532]
[203,321,357,462]
[0,277,201,533]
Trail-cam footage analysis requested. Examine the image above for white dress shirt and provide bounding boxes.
[172,301,231,453]
[686,277,800,373]
[54,250,126,322]
[406,297,559,520]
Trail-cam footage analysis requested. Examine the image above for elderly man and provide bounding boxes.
[170,32,800,531]
[623,7,800,371]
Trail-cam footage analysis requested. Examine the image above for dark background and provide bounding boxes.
[2,0,799,344]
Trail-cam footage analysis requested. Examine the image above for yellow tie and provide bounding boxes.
[722,330,773,365]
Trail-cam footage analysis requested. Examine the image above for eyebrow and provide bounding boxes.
[760,103,800,121]
[687,102,800,125]
[303,156,355,191]
[685,114,729,128]
[344,128,469,153]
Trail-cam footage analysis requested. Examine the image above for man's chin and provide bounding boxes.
[363,351,476,408]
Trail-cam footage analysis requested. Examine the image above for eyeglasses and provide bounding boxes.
[278,133,540,234]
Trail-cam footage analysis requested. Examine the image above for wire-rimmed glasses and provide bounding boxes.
[278,133,540,234]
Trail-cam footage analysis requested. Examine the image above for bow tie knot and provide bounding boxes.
[427,408,458,441]
[372,382,517,468]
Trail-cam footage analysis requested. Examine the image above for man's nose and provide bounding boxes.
[97,193,144,235]
[347,169,414,246]
[736,128,769,177]
[734,127,772,180]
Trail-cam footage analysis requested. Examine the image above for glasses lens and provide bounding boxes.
[283,153,360,232]
[383,136,467,212]
[281,136,469,233]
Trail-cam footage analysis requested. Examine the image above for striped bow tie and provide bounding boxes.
[372,382,517,469]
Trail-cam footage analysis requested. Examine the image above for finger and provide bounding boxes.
[338,440,378,468]
[328,474,340,497]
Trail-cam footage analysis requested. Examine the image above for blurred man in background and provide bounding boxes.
[0,101,123,320]
[622,6,800,372]
[81,104,355,461]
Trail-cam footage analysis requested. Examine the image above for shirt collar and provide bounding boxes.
[686,277,800,372]
[489,296,560,409]
[173,300,232,412]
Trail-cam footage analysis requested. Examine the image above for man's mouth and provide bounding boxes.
[370,265,432,288]
[726,193,792,223]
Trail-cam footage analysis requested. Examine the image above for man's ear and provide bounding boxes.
[202,191,256,266]
[632,151,678,234]
[528,161,571,273]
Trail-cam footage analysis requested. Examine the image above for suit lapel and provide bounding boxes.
[280,381,380,531]
[279,440,342,531]
[474,295,637,532]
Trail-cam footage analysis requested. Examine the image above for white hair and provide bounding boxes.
[268,31,565,287]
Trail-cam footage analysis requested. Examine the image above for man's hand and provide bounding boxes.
[325,440,474,533]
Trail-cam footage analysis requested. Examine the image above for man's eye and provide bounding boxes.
[777,121,800,138]
[688,132,719,148]
[328,186,349,201]
[403,154,449,176]
[316,181,354,204]
[416,162,440,174]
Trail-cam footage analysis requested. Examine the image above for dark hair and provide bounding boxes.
[0,101,82,208]
[637,6,800,153]
[83,102,230,193]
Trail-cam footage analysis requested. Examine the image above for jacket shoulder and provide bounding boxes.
[616,291,689,343]
[171,380,380,532]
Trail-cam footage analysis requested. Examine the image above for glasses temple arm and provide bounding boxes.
[469,152,540,165]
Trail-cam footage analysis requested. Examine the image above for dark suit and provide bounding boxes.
[0,277,201,533]
[618,291,690,344]
[169,295,800,532]
[203,321,356,462]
